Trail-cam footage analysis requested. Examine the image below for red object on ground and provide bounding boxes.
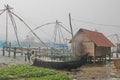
[114,59,120,69]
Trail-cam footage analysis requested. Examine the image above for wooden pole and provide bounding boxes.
[27,50,30,62]
[93,56,96,64]
[14,47,16,59]
[25,53,27,61]
[109,54,111,62]
[93,44,96,64]
[3,47,5,56]
[69,13,73,38]
[8,42,11,57]
[105,55,106,62]
[69,13,75,57]
[39,47,41,58]
[27,44,31,62]
[6,10,8,45]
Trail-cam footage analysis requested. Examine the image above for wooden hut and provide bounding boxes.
[70,28,115,63]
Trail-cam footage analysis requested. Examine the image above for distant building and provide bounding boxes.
[24,35,35,43]
[70,28,115,62]
[21,35,42,47]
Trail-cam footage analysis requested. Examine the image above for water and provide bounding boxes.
[0,50,29,65]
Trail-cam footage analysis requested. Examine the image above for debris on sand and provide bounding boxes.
[114,59,120,69]
[57,62,120,80]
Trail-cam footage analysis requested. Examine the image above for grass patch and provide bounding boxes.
[0,65,72,80]
[28,74,72,80]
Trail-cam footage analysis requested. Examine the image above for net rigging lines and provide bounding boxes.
[71,18,120,28]
[0,4,48,48]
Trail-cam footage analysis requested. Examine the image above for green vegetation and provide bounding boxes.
[28,74,72,80]
[0,65,72,80]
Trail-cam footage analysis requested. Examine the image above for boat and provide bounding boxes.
[33,53,88,70]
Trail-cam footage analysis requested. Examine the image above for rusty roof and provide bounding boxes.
[71,28,115,47]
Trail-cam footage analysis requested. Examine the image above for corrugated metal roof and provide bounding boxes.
[82,29,115,47]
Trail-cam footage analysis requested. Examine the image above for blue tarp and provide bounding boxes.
[46,42,68,49]
[0,41,68,49]
[0,42,7,48]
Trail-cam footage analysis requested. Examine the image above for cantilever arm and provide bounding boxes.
[11,12,48,47]
[58,23,71,34]
[33,22,61,31]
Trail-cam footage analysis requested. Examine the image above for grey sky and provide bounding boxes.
[0,0,120,43]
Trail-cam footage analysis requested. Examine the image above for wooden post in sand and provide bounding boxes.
[93,56,96,64]
[27,45,31,62]
[25,53,27,61]
[38,47,41,58]
[105,55,106,62]
[13,47,16,59]
[27,50,30,62]
[3,47,5,56]
[21,48,23,55]
[109,54,111,62]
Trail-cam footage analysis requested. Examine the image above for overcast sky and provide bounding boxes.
[0,0,120,43]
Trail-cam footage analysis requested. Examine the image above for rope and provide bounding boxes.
[72,18,120,28]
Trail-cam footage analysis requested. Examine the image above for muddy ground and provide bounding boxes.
[57,62,120,80]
